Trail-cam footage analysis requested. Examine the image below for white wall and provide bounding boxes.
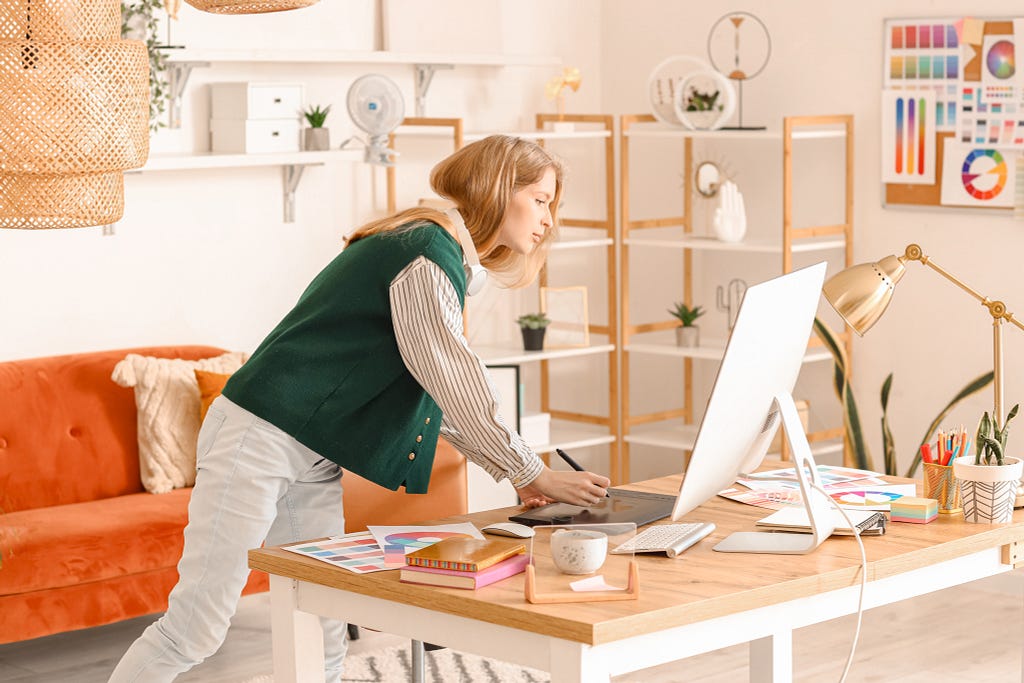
[601,0,1024,479]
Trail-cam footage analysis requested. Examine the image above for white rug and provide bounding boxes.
[242,645,550,682]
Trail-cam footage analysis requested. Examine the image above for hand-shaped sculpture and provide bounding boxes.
[713,180,747,243]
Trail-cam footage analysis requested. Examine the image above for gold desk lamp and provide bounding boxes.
[822,243,1024,506]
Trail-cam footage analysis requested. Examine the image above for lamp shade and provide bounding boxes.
[184,0,319,13]
[0,0,149,229]
[822,255,906,336]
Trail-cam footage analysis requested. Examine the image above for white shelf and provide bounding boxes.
[550,238,613,251]
[623,125,847,141]
[164,49,560,67]
[626,341,833,364]
[394,127,610,142]
[138,149,362,172]
[625,422,842,458]
[476,343,614,365]
[529,421,617,454]
[623,235,847,254]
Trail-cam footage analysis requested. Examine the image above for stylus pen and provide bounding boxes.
[556,449,609,497]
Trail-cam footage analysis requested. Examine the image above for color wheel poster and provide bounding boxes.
[367,522,484,568]
[940,136,1016,207]
[882,89,937,183]
[955,18,1024,149]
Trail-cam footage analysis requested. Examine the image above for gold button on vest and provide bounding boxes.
[408,452,416,461]
[416,435,423,443]
[424,417,431,425]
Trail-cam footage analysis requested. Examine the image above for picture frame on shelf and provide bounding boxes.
[540,286,590,348]
[488,364,520,432]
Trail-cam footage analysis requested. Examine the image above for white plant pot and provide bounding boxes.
[676,326,700,348]
[952,456,1023,523]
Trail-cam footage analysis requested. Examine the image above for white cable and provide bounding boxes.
[808,482,868,683]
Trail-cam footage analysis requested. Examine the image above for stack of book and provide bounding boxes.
[399,537,529,589]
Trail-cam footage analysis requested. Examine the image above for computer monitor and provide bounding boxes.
[670,261,837,554]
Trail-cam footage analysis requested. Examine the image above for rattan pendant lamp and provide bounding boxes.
[184,0,319,14]
[0,0,150,229]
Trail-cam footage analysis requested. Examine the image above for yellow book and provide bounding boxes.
[404,537,526,572]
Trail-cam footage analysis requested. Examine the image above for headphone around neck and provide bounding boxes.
[445,208,487,296]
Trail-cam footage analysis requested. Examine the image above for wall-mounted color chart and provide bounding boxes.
[940,137,1017,207]
[883,18,962,131]
[882,89,937,183]
[956,18,1024,149]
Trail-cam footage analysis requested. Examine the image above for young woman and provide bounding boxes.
[108,135,610,682]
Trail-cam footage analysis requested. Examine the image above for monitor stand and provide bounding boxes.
[712,393,838,554]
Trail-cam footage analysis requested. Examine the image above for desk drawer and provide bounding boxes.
[210,119,300,154]
[211,82,304,120]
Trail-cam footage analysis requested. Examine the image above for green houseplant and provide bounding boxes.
[517,313,550,351]
[668,302,704,348]
[953,404,1022,523]
[302,104,332,151]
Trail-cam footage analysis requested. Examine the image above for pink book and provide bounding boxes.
[398,553,530,589]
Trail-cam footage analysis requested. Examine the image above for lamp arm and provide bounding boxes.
[903,244,1024,332]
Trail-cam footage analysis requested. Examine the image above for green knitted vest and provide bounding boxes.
[223,223,466,492]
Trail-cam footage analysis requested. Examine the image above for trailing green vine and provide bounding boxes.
[121,0,170,132]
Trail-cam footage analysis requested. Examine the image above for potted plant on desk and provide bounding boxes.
[669,302,704,348]
[517,313,550,351]
[954,404,1022,523]
[302,104,331,151]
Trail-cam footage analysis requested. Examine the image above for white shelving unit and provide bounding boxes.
[618,114,855,481]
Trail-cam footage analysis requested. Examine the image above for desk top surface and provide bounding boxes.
[249,463,1024,645]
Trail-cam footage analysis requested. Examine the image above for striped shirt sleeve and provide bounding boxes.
[389,256,544,487]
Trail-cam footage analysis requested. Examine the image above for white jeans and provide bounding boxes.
[109,396,349,682]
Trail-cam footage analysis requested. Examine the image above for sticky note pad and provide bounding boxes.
[890,496,938,524]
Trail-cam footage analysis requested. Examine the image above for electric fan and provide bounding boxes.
[344,74,405,166]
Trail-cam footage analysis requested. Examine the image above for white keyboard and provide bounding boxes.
[610,522,716,558]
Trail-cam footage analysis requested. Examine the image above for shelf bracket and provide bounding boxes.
[412,63,453,117]
[282,164,306,223]
[165,61,210,129]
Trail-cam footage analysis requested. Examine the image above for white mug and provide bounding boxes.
[550,529,607,575]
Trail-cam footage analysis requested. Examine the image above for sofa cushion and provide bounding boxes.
[194,370,231,422]
[112,351,248,494]
[0,346,227,512]
[0,488,192,596]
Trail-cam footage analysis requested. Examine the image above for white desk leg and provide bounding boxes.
[269,575,325,683]
[411,640,425,683]
[750,631,793,683]
[548,640,610,683]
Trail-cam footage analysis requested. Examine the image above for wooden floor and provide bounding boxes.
[1,571,1021,682]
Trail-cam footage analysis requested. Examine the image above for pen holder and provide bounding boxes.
[922,462,962,514]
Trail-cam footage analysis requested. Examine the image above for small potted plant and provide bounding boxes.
[668,302,704,348]
[953,404,1022,523]
[302,104,331,151]
[517,313,551,351]
[682,87,722,129]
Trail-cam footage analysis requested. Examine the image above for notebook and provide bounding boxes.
[508,488,675,528]
[404,537,526,572]
[754,508,887,536]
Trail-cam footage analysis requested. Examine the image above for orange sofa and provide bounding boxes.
[0,346,467,644]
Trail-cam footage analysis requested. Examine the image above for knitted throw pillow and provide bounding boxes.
[112,351,248,493]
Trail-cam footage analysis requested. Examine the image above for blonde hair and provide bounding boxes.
[346,135,565,288]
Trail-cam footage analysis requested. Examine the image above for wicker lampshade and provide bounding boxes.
[184,0,319,14]
[0,0,150,230]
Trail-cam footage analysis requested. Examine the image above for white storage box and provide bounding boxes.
[520,411,551,447]
[210,119,301,154]
[210,82,304,121]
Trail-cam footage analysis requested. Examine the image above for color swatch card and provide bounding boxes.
[955,18,1024,149]
[882,89,938,183]
[367,522,484,568]
[883,18,962,131]
[281,532,391,574]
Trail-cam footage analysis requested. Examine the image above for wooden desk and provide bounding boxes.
[249,471,1024,682]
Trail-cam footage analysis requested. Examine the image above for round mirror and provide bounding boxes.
[695,161,722,197]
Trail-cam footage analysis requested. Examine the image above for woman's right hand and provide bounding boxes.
[515,467,610,508]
